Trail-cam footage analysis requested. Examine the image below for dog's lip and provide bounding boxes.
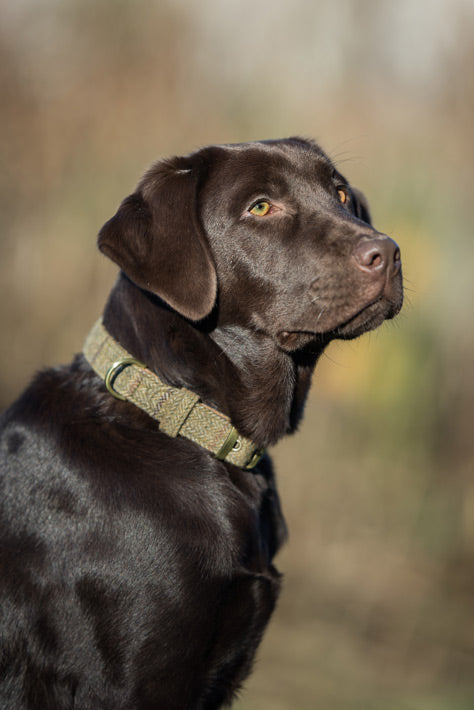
[332,300,392,336]
[310,273,403,336]
[325,290,403,337]
[275,329,326,351]
[276,291,403,348]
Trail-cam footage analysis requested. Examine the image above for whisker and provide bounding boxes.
[315,308,326,326]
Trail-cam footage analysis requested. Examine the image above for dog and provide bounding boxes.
[0,138,403,709]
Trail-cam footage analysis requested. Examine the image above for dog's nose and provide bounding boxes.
[352,236,401,276]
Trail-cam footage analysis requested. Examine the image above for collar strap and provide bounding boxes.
[82,319,264,470]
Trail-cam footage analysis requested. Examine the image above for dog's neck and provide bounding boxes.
[102,275,325,447]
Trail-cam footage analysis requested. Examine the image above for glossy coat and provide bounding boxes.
[0,139,402,708]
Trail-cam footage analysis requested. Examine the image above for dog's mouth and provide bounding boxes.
[330,295,402,339]
[276,292,403,351]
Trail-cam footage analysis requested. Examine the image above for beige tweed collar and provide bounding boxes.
[82,319,264,470]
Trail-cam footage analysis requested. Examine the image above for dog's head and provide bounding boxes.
[98,138,403,351]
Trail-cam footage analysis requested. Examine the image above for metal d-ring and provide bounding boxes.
[216,426,240,461]
[104,357,146,401]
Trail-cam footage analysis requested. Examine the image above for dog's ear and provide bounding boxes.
[350,187,372,225]
[98,155,217,321]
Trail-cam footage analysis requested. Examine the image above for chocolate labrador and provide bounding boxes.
[0,138,403,709]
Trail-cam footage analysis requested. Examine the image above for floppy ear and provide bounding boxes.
[351,187,372,225]
[98,155,217,321]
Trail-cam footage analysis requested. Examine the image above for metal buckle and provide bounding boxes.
[104,357,146,401]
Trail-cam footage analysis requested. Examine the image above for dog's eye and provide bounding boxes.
[250,201,271,217]
[337,188,348,205]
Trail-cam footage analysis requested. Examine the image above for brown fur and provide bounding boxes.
[0,138,402,709]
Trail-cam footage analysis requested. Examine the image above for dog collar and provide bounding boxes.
[82,319,264,470]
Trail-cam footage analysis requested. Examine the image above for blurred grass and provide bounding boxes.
[1,1,474,707]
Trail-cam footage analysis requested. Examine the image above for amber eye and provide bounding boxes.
[250,201,271,216]
[337,188,348,204]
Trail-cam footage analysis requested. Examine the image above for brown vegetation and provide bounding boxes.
[1,1,473,707]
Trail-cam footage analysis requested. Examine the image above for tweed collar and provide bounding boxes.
[82,319,264,469]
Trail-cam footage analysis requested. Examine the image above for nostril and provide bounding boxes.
[353,237,400,274]
[369,252,383,269]
[353,240,385,271]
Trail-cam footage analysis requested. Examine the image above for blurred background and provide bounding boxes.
[1,0,473,707]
